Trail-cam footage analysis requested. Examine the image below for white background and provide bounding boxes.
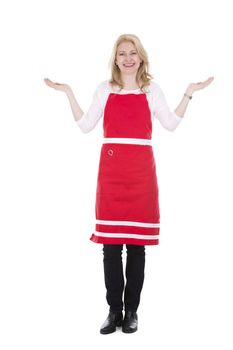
[0,0,232,349]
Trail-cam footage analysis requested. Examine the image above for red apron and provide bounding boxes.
[90,93,160,246]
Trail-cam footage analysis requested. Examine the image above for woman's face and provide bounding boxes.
[115,41,142,76]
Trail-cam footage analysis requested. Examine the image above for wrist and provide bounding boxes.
[65,85,73,95]
[184,92,192,100]
[185,85,194,97]
[184,87,193,99]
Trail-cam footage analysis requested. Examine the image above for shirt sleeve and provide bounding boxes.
[150,82,182,131]
[76,82,107,133]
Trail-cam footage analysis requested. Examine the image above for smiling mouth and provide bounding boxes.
[123,63,135,67]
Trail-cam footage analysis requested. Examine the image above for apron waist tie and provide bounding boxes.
[103,137,152,146]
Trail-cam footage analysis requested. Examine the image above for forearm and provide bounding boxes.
[65,86,84,121]
[175,86,193,118]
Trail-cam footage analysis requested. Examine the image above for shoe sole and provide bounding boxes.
[100,321,123,334]
[122,327,138,334]
[100,328,117,335]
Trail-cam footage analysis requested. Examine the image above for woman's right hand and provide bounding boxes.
[44,78,71,93]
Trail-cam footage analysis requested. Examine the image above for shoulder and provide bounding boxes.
[92,80,111,106]
[95,80,112,94]
[147,81,163,95]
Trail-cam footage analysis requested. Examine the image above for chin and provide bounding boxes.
[122,68,139,75]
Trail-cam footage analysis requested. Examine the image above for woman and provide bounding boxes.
[44,33,214,334]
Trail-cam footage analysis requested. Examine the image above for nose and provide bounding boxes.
[124,55,133,61]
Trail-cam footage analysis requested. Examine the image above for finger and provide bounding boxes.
[197,77,214,85]
[204,77,214,84]
[44,78,54,87]
[195,77,214,90]
[203,77,214,87]
[44,78,52,83]
[44,78,62,89]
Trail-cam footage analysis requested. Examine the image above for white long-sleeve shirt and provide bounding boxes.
[77,80,182,133]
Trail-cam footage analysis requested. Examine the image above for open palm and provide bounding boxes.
[188,77,214,94]
[44,78,70,92]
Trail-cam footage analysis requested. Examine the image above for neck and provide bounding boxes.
[121,74,139,90]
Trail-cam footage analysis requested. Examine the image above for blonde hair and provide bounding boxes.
[109,34,153,92]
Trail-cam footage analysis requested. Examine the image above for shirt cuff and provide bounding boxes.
[173,111,183,120]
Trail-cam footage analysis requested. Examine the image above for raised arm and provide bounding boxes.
[153,76,214,131]
[44,78,84,121]
[44,78,105,133]
[175,76,214,117]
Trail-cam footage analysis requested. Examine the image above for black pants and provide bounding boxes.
[103,244,145,313]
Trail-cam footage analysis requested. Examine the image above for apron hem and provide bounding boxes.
[90,234,159,246]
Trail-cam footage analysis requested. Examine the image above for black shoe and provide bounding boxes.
[100,311,123,334]
[122,311,138,333]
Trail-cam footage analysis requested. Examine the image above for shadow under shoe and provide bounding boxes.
[100,311,123,334]
[122,311,138,333]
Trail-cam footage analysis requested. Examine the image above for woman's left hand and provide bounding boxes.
[186,76,214,96]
